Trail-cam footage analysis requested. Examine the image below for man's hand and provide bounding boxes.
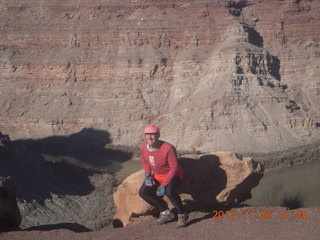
[156,185,166,197]
[145,174,155,186]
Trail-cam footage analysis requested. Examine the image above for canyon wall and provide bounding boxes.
[1,0,320,153]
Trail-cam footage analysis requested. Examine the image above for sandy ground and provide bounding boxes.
[1,206,320,240]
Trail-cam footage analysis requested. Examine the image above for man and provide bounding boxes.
[139,125,188,227]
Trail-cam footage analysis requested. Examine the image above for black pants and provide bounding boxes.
[139,176,185,214]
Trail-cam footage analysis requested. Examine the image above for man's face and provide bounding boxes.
[145,133,160,147]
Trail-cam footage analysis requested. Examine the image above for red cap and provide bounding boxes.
[144,125,160,134]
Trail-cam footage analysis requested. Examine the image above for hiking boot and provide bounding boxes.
[176,213,188,228]
[155,211,174,225]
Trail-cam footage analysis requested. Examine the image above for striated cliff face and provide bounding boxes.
[0,0,320,153]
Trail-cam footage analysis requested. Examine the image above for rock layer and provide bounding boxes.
[113,152,264,226]
[0,0,320,153]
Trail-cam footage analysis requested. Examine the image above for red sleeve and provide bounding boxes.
[140,143,151,175]
[161,146,178,187]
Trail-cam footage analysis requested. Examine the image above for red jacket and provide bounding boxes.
[140,141,184,187]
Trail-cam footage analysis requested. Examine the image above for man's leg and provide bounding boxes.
[139,181,167,212]
[139,181,174,225]
[165,176,188,227]
[165,176,185,214]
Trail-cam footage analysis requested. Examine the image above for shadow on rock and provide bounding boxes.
[185,208,226,227]
[178,155,227,210]
[24,223,91,233]
[0,187,21,230]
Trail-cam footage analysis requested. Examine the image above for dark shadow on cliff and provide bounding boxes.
[13,128,132,171]
[269,56,281,80]
[245,26,281,81]
[243,24,264,47]
[0,128,132,204]
[226,0,250,17]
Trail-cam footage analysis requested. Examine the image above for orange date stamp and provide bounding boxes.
[212,210,309,220]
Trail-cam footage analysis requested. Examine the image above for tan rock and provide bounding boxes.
[113,170,151,226]
[113,152,264,226]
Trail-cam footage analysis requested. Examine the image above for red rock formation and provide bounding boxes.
[0,0,319,153]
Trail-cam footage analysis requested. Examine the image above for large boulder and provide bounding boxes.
[0,187,22,228]
[113,152,264,226]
